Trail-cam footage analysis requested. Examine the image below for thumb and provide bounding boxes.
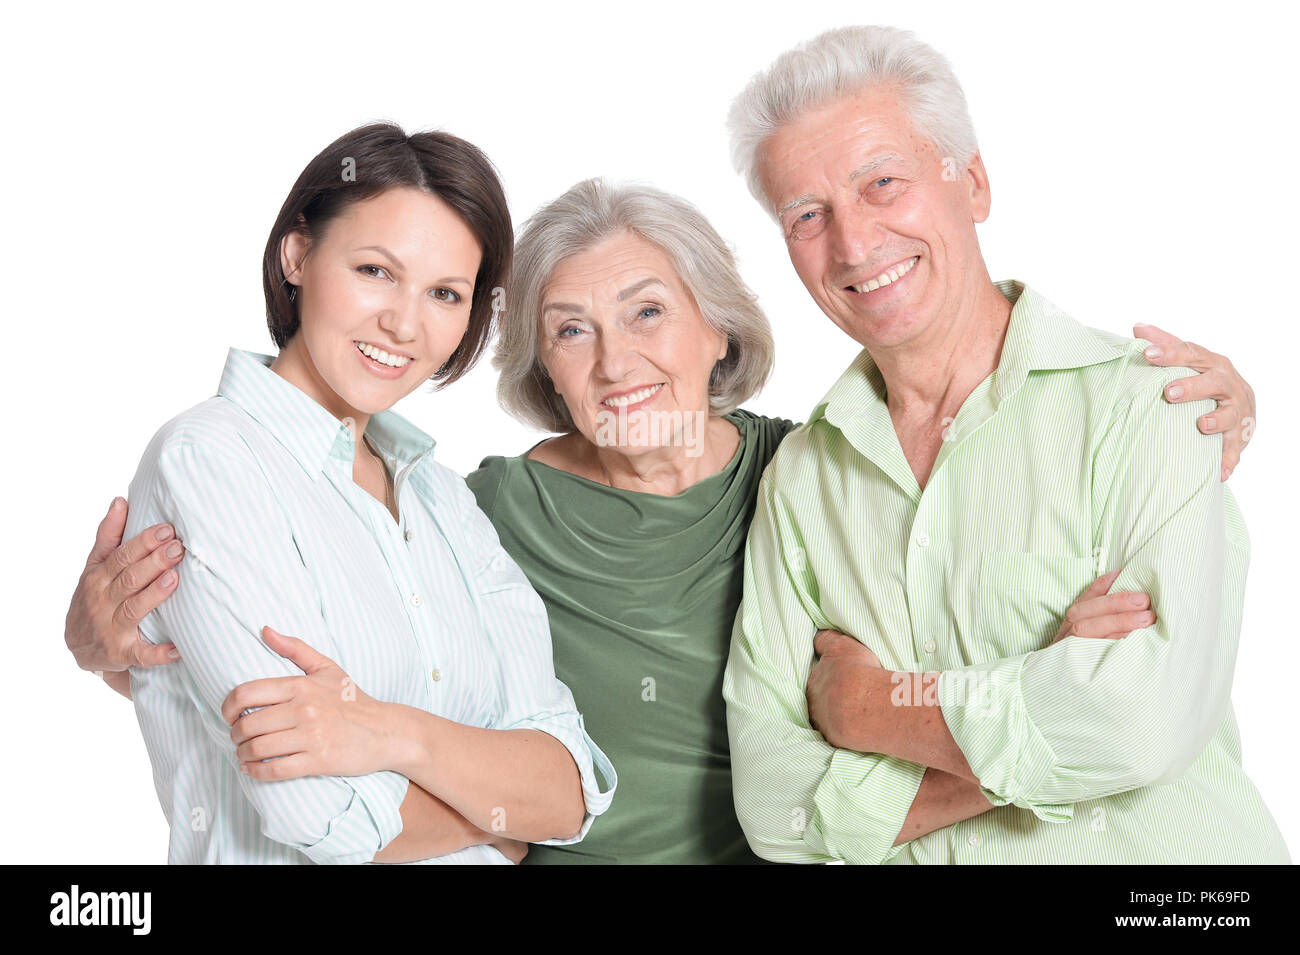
[261,626,332,673]
[87,497,128,568]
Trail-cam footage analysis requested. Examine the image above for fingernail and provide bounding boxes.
[1128,593,1146,606]
[155,524,174,542]
[167,646,181,661]
[1203,416,1216,430]
[1223,466,1233,481]
[1145,346,1162,360]
[1139,612,1155,624]
[165,541,183,559]
[1167,384,1183,400]
[161,570,177,588]
[110,497,124,510]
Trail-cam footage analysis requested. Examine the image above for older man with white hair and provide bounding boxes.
[722,25,1288,864]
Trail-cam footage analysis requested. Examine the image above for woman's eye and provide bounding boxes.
[432,287,461,303]
[557,326,582,338]
[636,306,662,320]
[358,265,389,279]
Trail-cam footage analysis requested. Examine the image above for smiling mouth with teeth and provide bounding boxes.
[601,383,664,408]
[848,256,919,294]
[355,341,413,368]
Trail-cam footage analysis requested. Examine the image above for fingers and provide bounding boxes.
[1076,568,1123,603]
[1070,609,1157,640]
[86,498,129,569]
[1135,328,1214,372]
[261,626,333,673]
[129,640,181,668]
[240,751,313,782]
[221,677,303,725]
[234,726,306,763]
[109,535,184,608]
[230,704,300,746]
[113,566,182,640]
[100,520,180,585]
[1132,323,1182,348]
[1068,589,1150,621]
[813,629,847,657]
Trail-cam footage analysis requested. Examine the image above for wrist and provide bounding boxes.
[368,700,424,777]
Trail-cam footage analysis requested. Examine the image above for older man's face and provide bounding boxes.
[759,86,991,351]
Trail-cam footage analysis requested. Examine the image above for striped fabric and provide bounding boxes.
[124,347,615,864]
[723,280,1288,864]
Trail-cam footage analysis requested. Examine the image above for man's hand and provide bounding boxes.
[66,497,185,673]
[805,629,892,752]
[1135,323,1256,481]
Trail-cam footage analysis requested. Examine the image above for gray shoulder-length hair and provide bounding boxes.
[728,25,979,217]
[495,178,775,434]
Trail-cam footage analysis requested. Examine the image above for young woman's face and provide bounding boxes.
[277,186,482,422]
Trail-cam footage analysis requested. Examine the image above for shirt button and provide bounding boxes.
[916,532,930,547]
[923,639,937,654]
[404,528,413,542]
[968,832,982,848]
[410,593,422,607]
[431,668,441,682]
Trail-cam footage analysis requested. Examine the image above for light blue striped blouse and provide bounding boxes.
[124,347,616,864]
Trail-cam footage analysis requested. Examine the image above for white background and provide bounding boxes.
[3,0,1296,863]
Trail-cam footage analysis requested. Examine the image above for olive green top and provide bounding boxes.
[465,410,797,864]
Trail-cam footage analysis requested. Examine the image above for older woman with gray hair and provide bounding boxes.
[68,169,1259,864]
[467,178,793,862]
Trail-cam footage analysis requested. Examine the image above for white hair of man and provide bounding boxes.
[728,24,979,217]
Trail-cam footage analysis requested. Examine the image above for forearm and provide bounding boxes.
[102,670,132,700]
[892,767,995,846]
[381,702,585,842]
[372,781,494,863]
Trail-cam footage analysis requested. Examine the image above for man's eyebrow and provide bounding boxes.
[849,154,905,182]
[354,245,405,270]
[616,278,664,302]
[777,194,817,218]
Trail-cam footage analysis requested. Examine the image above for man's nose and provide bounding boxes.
[829,200,884,269]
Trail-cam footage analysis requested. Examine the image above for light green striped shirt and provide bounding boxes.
[723,280,1288,864]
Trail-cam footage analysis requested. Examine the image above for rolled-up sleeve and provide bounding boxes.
[129,440,408,864]
[939,368,1240,821]
[723,475,926,865]
[452,476,616,844]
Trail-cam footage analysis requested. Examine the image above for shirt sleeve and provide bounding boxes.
[938,365,1243,822]
[723,471,927,864]
[129,439,409,864]
[447,470,617,844]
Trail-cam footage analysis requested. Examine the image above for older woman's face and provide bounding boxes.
[538,231,728,455]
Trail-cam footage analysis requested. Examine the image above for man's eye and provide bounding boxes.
[876,177,894,187]
[798,209,818,222]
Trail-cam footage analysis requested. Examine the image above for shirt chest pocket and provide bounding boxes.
[977,551,1096,655]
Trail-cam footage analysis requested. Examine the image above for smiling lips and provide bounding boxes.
[848,255,919,294]
[355,341,412,368]
[601,382,664,408]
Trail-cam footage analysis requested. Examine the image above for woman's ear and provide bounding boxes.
[279,229,312,289]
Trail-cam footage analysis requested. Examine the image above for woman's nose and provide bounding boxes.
[595,330,639,382]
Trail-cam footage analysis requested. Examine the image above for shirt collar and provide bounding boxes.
[811,279,1131,425]
[217,347,436,477]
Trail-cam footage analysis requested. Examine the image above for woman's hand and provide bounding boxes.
[1051,568,1156,645]
[222,627,391,781]
[1134,323,1256,481]
[66,497,186,674]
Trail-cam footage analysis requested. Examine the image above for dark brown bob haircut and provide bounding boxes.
[261,122,512,385]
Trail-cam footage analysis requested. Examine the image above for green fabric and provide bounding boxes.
[723,280,1289,864]
[466,410,796,864]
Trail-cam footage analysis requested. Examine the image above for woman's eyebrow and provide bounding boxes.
[354,245,405,270]
[616,278,664,301]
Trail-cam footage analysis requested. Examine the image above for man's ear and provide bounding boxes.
[964,152,992,223]
[279,228,312,289]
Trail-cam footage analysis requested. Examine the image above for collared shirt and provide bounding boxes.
[723,280,1288,864]
[125,347,615,864]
